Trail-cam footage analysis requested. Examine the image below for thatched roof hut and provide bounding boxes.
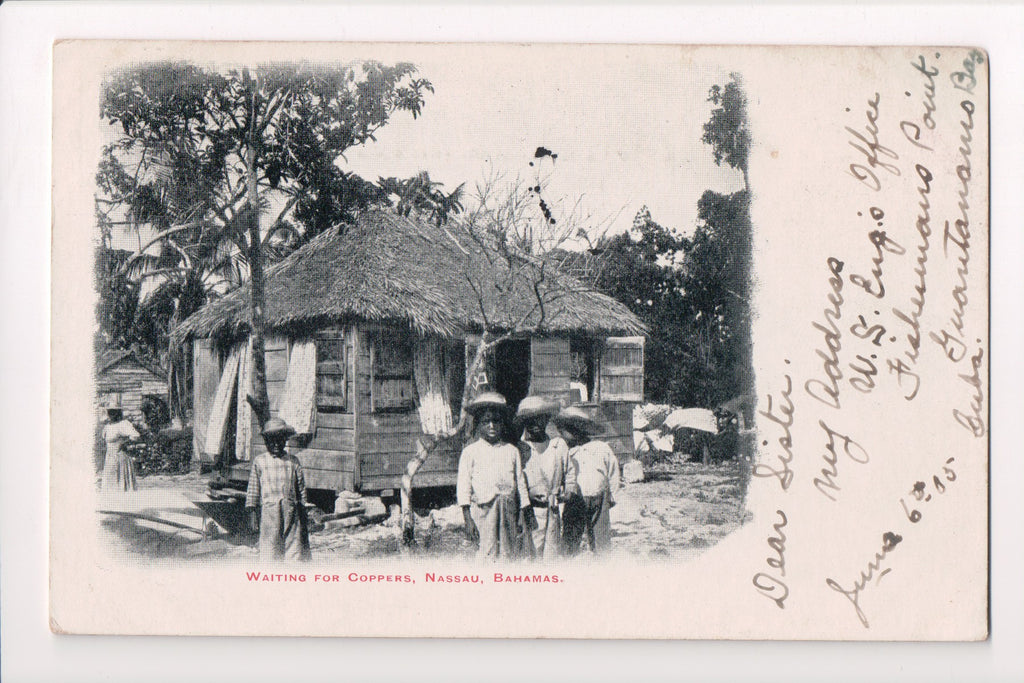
[176,208,644,343]
[180,208,645,496]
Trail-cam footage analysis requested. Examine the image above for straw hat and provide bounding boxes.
[553,406,605,436]
[515,396,558,421]
[102,395,123,411]
[465,391,509,416]
[261,417,297,438]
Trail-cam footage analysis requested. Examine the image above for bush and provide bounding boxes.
[126,434,192,476]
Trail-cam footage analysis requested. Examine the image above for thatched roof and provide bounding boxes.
[176,209,644,343]
[98,347,167,378]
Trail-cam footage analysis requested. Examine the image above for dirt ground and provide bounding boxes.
[97,457,752,563]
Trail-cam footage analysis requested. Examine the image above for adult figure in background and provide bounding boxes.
[246,418,311,563]
[457,392,531,560]
[555,406,621,555]
[100,397,140,493]
[515,396,577,560]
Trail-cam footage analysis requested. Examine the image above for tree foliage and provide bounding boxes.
[580,76,754,410]
[578,209,687,403]
[96,60,443,419]
[701,73,751,189]
[95,247,141,353]
[378,171,465,227]
[684,189,753,404]
[98,60,435,256]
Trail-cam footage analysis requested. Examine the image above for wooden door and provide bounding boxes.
[530,335,570,403]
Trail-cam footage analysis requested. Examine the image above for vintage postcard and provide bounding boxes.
[50,41,988,639]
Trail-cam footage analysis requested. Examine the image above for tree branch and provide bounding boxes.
[116,222,200,277]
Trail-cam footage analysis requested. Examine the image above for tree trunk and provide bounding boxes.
[400,437,435,545]
[244,111,271,428]
[167,308,186,424]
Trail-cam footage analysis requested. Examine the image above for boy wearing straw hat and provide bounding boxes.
[515,396,577,560]
[457,392,531,560]
[246,418,311,562]
[554,406,621,555]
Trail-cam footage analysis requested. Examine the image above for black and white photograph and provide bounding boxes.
[45,38,991,642]
[89,49,754,568]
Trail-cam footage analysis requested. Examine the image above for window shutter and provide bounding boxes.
[315,330,346,411]
[599,336,644,402]
[371,332,416,411]
[530,336,570,403]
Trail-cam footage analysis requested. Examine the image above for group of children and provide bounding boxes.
[456,391,621,561]
[245,392,621,563]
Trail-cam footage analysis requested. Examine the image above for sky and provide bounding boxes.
[104,45,746,254]
[340,47,745,238]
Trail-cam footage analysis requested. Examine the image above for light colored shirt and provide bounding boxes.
[102,419,140,459]
[245,451,308,508]
[456,439,530,509]
[570,440,621,503]
[519,436,574,501]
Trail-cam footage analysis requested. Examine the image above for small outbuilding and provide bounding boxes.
[175,209,645,497]
[96,348,168,425]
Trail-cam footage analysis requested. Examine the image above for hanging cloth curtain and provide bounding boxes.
[662,407,719,434]
[279,339,318,436]
[203,344,242,458]
[414,338,453,436]
[235,337,254,462]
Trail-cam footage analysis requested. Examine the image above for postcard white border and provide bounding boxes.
[3,2,1023,681]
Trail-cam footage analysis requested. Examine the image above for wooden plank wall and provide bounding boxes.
[356,326,459,492]
[242,331,359,493]
[97,363,168,424]
[530,336,571,404]
[231,328,637,491]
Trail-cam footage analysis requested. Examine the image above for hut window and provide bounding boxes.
[371,334,416,412]
[315,331,347,411]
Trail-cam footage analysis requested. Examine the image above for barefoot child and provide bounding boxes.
[246,418,311,563]
[554,406,621,555]
[457,392,531,560]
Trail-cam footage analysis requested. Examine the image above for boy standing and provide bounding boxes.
[554,406,621,555]
[246,418,311,563]
[515,396,577,560]
[457,392,531,560]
